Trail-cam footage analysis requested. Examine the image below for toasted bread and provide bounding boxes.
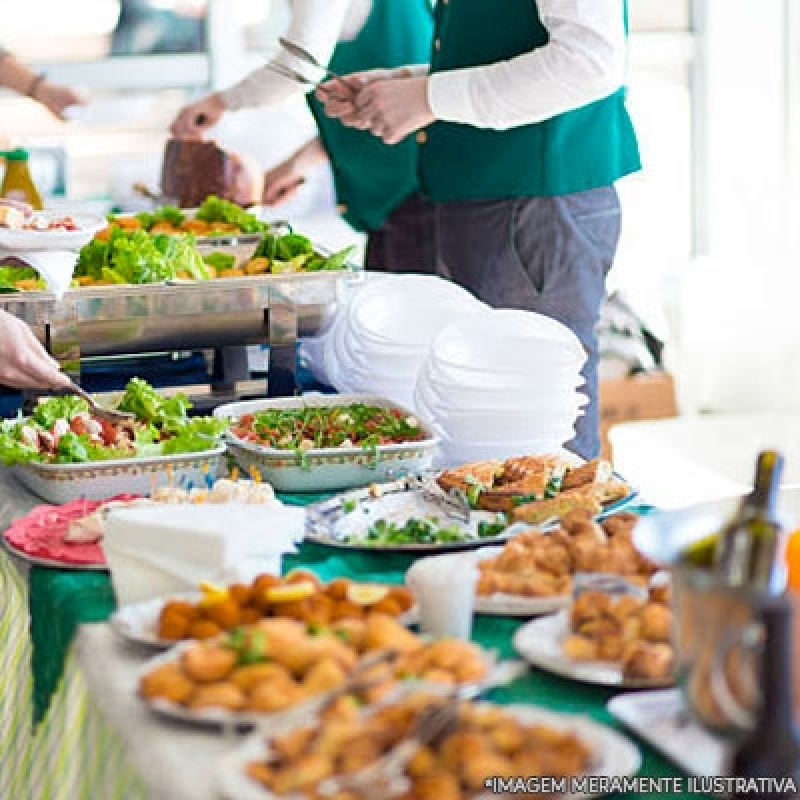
[436,460,504,493]
[561,459,614,491]
[511,487,603,526]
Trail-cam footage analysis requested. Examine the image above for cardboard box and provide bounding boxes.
[599,371,678,460]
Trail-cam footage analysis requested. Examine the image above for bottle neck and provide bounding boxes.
[749,451,784,511]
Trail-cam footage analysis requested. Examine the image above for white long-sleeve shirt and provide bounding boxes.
[220,0,353,111]
[427,0,627,131]
[221,0,626,133]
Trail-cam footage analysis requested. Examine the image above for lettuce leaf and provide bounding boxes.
[31,396,88,429]
[194,195,269,234]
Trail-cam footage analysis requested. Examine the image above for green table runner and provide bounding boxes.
[25,498,708,799]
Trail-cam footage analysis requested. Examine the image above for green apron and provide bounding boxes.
[418,0,641,202]
[307,0,433,232]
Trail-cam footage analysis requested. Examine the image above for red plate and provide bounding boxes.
[3,495,140,569]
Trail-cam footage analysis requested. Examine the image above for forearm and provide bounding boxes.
[292,136,328,169]
[428,0,626,130]
[0,51,43,99]
[220,0,351,111]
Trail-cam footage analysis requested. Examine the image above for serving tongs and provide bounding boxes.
[305,473,473,539]
[61,382,134,424]
[318,692,461,798]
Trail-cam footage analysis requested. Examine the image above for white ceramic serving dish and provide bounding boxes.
[214,394,438,492]
[0,212,107,251]
[11,446,226,504]
[513,610,674,688]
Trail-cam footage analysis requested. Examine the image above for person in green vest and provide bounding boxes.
[318,0,641,459]
[170,0,435,272]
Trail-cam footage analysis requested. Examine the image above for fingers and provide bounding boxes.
[170,102,219,139]
[0,313,68,390]
[263,177,305,206]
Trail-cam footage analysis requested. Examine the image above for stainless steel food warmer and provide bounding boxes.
[0,270,358,399]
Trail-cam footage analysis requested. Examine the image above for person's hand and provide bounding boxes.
[261,138,326,206]
[349,75,435,145]
[170,94,226,139]
[0,310,71,390]
[34,81,86,120]
[315,69,399,126]
[262,157,306,206]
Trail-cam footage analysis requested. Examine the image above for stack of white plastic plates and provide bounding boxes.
[414,309,588,465]
[322,274,487,408]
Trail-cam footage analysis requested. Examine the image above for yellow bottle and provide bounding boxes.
[0,148,43,209]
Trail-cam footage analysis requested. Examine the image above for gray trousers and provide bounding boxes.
[434,187,622,460]
[364,192,437,273]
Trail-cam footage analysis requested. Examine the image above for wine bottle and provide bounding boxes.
[713,450,785,591]
[732,596,800,800]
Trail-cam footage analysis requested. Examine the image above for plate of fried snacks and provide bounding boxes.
[138,614,503,730]
[435,455,636,526]
[214,687,642,800]
[513,575,675,688]
[112,570,418,648]
[470,510,658,617]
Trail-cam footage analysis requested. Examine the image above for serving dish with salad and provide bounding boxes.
[0,196,354,291]
[214,395,438,492]
[0,378,227,503]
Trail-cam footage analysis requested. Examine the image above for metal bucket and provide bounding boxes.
[634,490,800,737]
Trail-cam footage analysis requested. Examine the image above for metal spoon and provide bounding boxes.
[64,382,134,424]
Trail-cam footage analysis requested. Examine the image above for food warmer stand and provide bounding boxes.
[0,268,357,404]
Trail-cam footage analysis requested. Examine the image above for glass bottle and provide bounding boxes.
[713,450,785,591]
[732,596,800,800]
[0,148,43,210]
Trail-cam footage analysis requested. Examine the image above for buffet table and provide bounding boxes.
[0,471,712,800]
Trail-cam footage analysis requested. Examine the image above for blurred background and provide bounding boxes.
[1,0,798,420]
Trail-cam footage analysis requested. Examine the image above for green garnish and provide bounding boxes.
[342,498,358,513]
[230,404,426,453]
[349,514,508,546]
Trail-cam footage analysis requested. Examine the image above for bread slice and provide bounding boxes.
[0,205,25,230]
[436,460,504,494]
[561,458,614,491]
[511,486,603,526]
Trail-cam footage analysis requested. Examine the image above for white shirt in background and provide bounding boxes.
[221,0,627,134]
[220,0,354,111]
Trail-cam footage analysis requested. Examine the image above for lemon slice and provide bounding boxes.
[264,581,317,604]
[346,583,389,606]
[198,581,229,608]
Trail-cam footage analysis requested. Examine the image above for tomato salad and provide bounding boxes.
[230,404,428,452]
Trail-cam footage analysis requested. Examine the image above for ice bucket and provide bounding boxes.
[633,489,800,736]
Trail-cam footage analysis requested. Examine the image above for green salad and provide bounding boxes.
[0,378,227,465]
[348,516,509,546]
[133,196,272,236]
[249,231,354,273]
[75,228,213,284]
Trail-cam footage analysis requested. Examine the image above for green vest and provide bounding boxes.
[307,0,433,232]
[419,0,641,201]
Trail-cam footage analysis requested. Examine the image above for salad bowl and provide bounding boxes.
[0,379,228,503]
[214,394,439,492]
[12,448,226,504]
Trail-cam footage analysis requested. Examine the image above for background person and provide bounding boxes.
[318,0,641,458]
[170,0,436,273]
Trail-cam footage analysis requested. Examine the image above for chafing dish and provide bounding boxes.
[0,270,359,397]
